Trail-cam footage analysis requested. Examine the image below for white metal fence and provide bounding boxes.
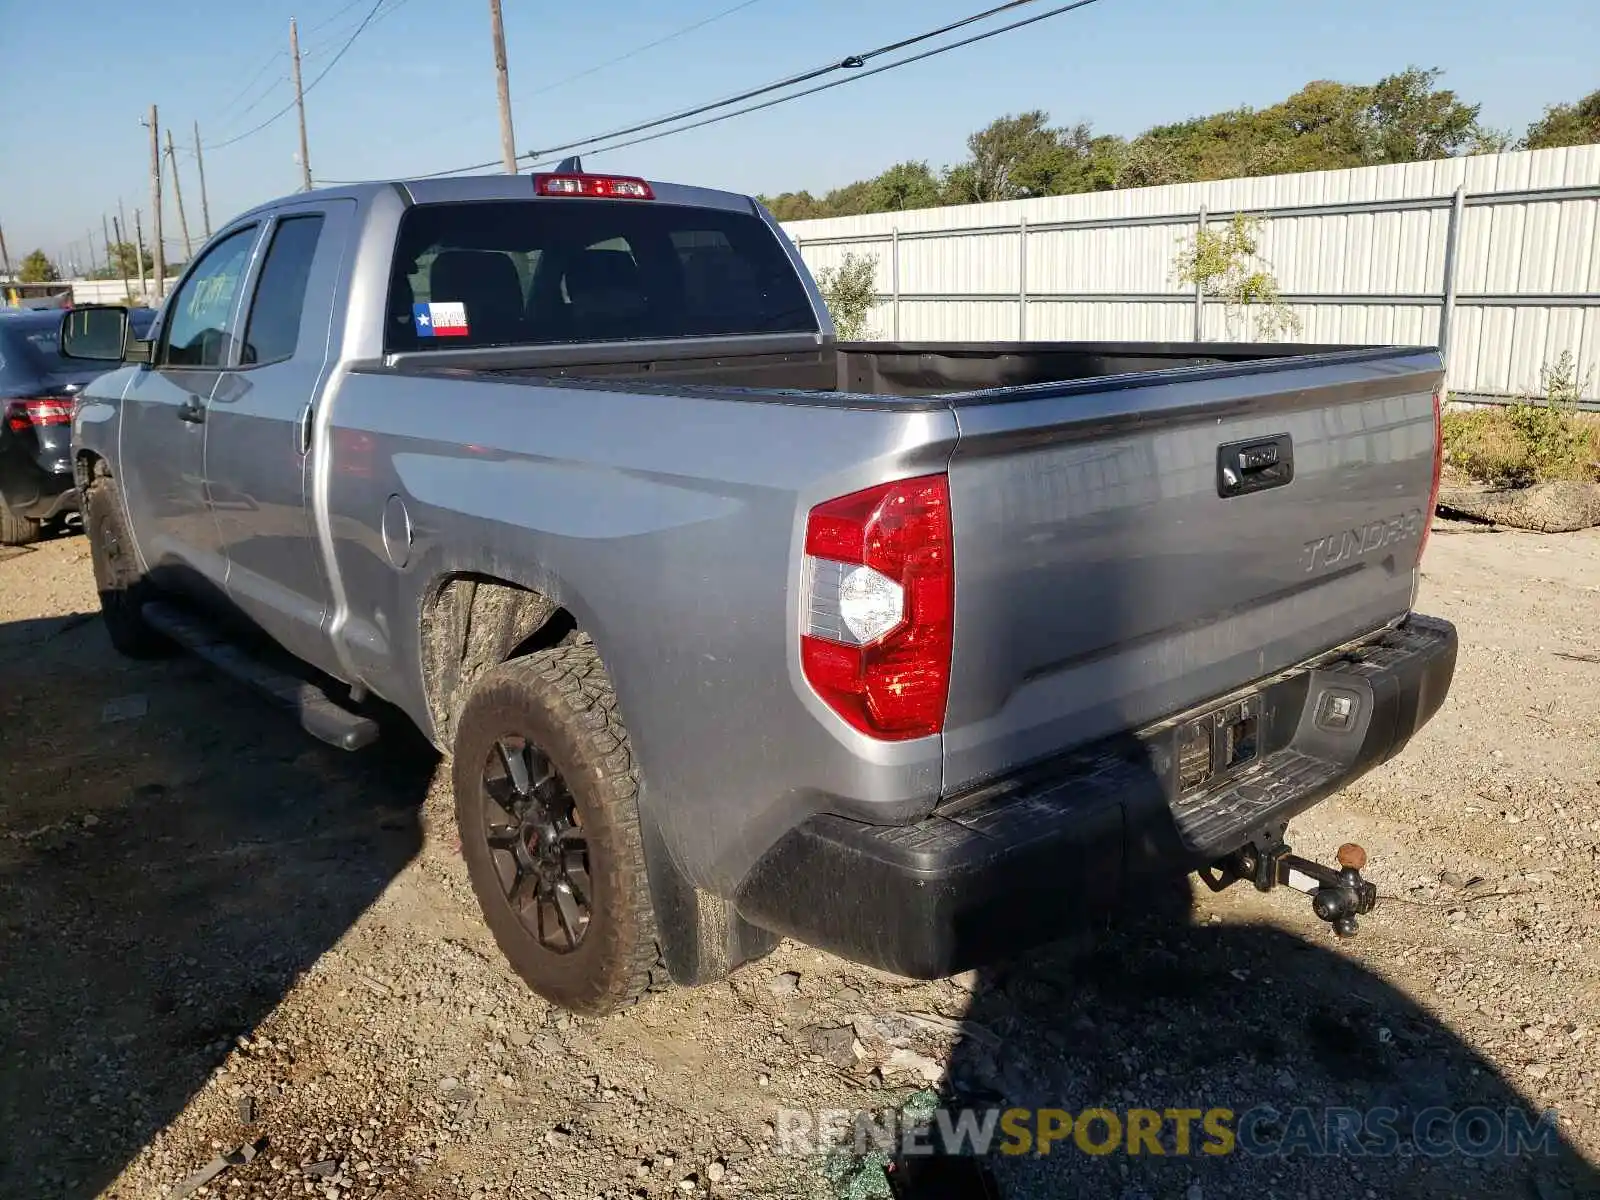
[782,146,1600,405]
[66,279,152,306]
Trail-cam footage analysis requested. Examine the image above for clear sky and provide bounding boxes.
[2,0,1595,272]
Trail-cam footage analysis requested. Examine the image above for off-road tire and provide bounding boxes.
[0,505,41,547]
[82,472,170,658]
[452,638,668,1015]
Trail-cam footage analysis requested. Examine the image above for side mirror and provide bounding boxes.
[61,305,148,364]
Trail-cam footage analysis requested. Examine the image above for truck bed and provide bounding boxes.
[351,337,1443,799]
[377,337,1396,404]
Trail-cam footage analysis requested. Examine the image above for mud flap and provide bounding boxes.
[638,802,779,986]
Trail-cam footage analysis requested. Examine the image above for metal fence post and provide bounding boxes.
[1193,206,1207,341]
[1438,187,1466,366]
[891,227,901,341]
[1018,216,1029,340]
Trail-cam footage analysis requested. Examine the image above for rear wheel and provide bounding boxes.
[0,505,41,547]
[83,472,169,658]
[452,638,667,1015]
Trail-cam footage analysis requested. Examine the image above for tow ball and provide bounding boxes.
[1198,839,1378,937]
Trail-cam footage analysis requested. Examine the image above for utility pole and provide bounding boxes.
[133,208,149,298]
[165,129,193,260]
[146,104,166,299]
[289,17,313,191]
[102,214,114,278]
[488,0,517,174]
[194,120,212,238]
[112,215,131,296]
[87,228,100,276]
[0,219,11,279]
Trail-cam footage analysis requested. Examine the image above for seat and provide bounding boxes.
[562,249,649,340]
[427,250,525,343]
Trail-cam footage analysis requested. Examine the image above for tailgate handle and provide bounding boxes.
[1217,434,1293,498]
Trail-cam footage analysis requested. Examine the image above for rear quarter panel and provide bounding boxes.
[322,372,958,891]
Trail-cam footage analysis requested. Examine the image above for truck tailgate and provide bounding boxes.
[941,349,1443,793]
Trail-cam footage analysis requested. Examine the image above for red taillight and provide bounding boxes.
[5,397,73,434]
[1420,388,1443,561]
[533,173,654,200]
[799,474,954,741]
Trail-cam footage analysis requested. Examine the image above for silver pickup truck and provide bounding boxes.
[62,169,1457,1014]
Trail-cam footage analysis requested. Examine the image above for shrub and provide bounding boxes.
[1172,213,1302,341]
[814,253,879,341]
[1442,353,1599,486]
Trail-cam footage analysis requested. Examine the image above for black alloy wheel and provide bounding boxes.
[481,735,593,953]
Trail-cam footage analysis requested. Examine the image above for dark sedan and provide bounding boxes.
[0,307,156,544]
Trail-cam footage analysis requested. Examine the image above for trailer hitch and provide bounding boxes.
[1199,838,1377,937]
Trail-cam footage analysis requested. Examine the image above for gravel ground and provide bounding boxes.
[1,521,1597,1200]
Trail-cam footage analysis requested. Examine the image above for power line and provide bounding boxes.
[302,0,372,37]
[325,0,1104,183]
[316,0,772,182]
[213,49,288,124]
[313,0,1068,184]
[213,68,292,138]
[207,0,415,148]
[530,0,1051,161]
[535,0,1108,165]
[205,0,391,151]
[524,0,772,98]
[302,0,419,57]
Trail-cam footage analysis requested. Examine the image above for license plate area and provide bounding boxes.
[1174,693,1262,801]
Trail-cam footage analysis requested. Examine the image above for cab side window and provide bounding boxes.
[241,216,325,367]
[160,227,257,368]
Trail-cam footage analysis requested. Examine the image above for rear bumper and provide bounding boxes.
[26,485,79,521]
[734,614,1457,977]
[0,451,75,520]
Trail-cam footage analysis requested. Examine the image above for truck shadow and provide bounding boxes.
[900,880,1600,1199]
[0,613,437,1200]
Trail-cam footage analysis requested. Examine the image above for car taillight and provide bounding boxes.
[800,474,954,741]
[1419,387,1443,561]
[533,173,654,200]
[5,397,73,434]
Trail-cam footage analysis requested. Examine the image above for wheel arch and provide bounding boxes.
[417,571,580,748]
[419,569,780,987]
[74,448,109,491]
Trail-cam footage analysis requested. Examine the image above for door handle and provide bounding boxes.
[1217,433,1293,497]
[177,395,206,424]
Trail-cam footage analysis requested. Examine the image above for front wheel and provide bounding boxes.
[452,638,667,1015]
[82,473,169,658]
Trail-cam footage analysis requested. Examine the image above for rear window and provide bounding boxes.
[0,325,49,389]
[17,323,67,371]
[385,199,817,353]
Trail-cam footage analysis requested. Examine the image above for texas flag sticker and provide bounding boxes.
[413,301,470,337]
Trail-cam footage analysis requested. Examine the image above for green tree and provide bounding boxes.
[1116,135,1188,188]
[18,249,60,283]
[88,241,154,280]
[113,241,153,277]
[762,68,1523,217]
[1466,126,1516,155]
[946,111,1080,203]
[759,191,826,221]
[1357,67,1483,163]
[818,179,877,218]
[867,161,943,212]
[1523,89,1600,149]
